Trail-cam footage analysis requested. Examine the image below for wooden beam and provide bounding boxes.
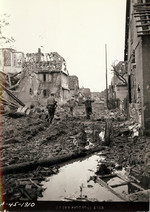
[136,23,150,27]
[29,179,42,189]
[134,5,150,8]
[98,174,117,179]
[64,197,80,202]
[134,14,150,17]
[117,174,144,191]
[128,189,150,198]
[129,175,140,184]
[138,33,150,37]
[134,3,150,6]
[64,197,92,202]
[19,188,32,200]
[0,82,25,107]
[136,19,150,22]
[0,96,19,108]
[96,177,129,201]
[134,6,150,9]
[111,181,129,188]
[116,174,129,183]
[137,29,150,33]
[134,8,150,12]
[133,10,150,16]
[129,182,144,191]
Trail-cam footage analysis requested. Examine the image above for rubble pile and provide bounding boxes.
[1,103,149,202]
[107,119,150,180]
[3,166,59,201]
[1,103,107,200]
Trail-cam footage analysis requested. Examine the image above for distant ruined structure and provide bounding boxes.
[0,48,24,75]
[68,75,79,98]
[1,48,70,106]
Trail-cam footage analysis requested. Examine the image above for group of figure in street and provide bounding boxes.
[46,93,94,123]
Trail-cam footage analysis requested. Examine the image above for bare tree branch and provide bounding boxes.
[0,14,15,47]
[111,62,127,86]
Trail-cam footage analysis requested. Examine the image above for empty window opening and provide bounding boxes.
[43,74,46,82]
[43,89,48,97]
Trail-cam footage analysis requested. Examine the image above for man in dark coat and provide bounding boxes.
[47,93,57,123]
[84,97,94,119]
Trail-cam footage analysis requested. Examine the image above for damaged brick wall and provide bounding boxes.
[110,61,128,111]
[142,36,150,134]
[0,48,24,74]
[10,69,40,107]
[37,71,69,105]
[125,0,150,134]
[8,50,70,106]
[69,75,79,97]
[114,85,128,101]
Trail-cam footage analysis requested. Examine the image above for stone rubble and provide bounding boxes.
[1,103,149,201]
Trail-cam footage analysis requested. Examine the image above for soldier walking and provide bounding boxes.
[47,92,57,123]
[84,97,94,119]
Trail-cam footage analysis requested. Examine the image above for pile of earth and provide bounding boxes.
[1,103,150,202]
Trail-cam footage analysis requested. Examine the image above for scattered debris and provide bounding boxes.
[95,164,111,175]
[99,129,105,142]
[1,103,149,202]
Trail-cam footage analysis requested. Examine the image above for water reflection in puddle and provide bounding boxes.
[39,154,125,201]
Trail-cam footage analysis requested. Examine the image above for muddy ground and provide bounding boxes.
[1,103,150,202]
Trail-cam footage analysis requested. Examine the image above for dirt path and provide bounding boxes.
[1,103,150,202]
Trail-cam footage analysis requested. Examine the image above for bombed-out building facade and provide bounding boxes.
[0,48,24,75]
[108,61,128,110]
[110,61,128,101]
[104,0,150,134]
[1,48,79,106]
[68,75,79,98]
[24,49,70,105]
[125,0,150,134]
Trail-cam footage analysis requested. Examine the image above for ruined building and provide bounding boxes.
[125,0,150,134]
[0,48,24,87]
[1,48,70,106]
[79,87,91,98]
[111,61,128,101]
[0,48,24,74]
[68,75,79,97]
[91,92,101,101]
[23,49,70,105]
[109,61,128,110]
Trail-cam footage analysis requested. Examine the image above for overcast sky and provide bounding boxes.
[0,0,126,92]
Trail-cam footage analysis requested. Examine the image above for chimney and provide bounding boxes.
[37,48,41,62]
[38,48,41,53]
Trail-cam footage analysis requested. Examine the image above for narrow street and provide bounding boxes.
[0,0,150,211]
[1,102,150,203]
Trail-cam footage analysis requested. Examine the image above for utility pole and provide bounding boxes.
[105,44,108,109]
[104,44,111,145]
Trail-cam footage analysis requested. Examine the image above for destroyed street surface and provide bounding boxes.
[1,103,150,202]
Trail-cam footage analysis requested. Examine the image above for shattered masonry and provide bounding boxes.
[0,48,80,107]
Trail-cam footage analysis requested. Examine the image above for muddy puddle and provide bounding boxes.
[39,153,138,202]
